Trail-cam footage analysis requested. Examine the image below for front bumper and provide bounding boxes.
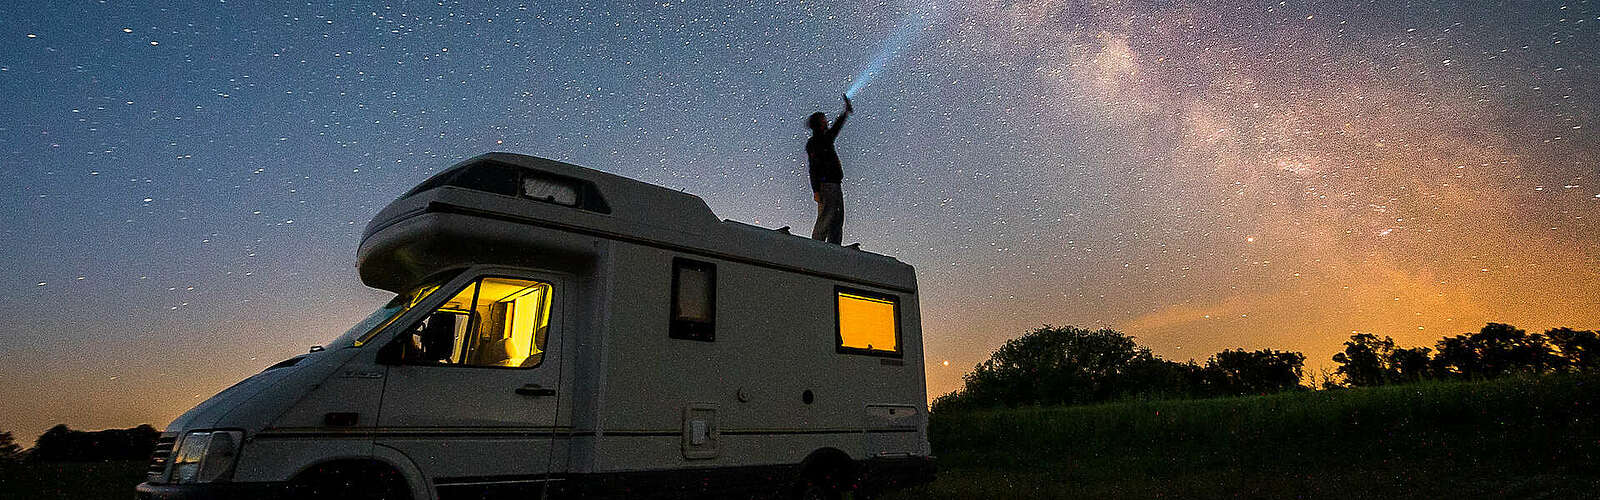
[135,481,292,500]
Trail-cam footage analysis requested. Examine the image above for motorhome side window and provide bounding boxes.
[835,288,900,356]
[522,174,579,206]
[669,259,715,341]
[400,277,553,368]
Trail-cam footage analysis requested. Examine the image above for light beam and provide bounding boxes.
[845,4,936,99]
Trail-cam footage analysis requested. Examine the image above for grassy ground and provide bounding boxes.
[0,460,146,500]
[887,374,1600,499]
[6,376,1600,499]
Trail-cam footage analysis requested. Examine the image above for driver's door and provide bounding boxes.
[375,273,566,496]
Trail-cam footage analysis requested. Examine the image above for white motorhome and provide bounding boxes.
[137,153,934,499]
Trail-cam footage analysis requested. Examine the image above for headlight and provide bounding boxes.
[171,430,243,483]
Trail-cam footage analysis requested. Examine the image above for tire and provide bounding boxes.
[290,461,411,500]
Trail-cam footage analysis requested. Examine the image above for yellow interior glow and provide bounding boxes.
[838,292,897,352]
[438,284,480,364]
[428,277,552,367]
[396,277,556,367]
[507,285,549,357]
[440,283,478,310]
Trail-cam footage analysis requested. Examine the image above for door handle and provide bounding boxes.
[515,384,557,397]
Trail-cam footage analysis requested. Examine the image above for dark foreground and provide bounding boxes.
[6,376,1600,499]
[887,374,1600,499]
[0,460,146,500]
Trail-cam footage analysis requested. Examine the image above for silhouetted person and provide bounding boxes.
[807,94,853,244]
[418,313,458,363]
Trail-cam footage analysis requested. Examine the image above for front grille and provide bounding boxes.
[147,436,177,482]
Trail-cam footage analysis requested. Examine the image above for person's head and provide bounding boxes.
[807,112,827,134]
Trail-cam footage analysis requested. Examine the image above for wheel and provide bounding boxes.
[290,461,411,500]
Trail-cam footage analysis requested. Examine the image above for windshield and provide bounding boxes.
[329,281,446,348]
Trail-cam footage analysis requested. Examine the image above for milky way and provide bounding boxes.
[1,1,1595,437]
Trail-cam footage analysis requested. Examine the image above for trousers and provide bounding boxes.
[812,182,844,244]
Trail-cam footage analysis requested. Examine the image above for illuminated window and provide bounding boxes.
[670,259,716,341]
[836,288,900,356]
[401,277,553,368]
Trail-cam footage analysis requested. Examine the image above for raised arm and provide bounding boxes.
[829,94,853,137]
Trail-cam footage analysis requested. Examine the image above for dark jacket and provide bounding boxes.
[806,113,848,192]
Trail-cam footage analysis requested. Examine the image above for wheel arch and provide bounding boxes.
[799,447,861,489]
[288,447,430,500]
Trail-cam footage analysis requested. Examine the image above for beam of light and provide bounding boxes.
[845,3,936,99]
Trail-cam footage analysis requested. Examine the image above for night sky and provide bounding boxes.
[2,1,1597,439]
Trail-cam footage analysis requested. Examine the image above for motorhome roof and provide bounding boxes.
[358,153,917,294]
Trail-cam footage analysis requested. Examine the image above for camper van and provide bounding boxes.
[137,153,934,499]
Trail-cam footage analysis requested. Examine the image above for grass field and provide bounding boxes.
[0,459,145,500]
[5,376,1600,499]
[887,374,1600,499]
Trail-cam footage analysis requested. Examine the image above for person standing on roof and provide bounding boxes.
[807,94,853,244]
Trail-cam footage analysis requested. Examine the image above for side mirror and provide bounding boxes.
[376,338,405,366]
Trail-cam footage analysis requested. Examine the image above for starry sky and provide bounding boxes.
[2,1,1597,439]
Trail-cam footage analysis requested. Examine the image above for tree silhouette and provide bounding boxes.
[1205,348,1307,395]
[1432,323,1560,379]
[1479,323,1559,375]
[935,321,1594,412]
[31,424,160,462]
[1332,333,1396,387]
[1431,334,1479,379]
[1122,357,1207,400]
[0,431,20,461]
[1330,333,1435,387]
[1388,346,1433,383]
[934,325,1309,411]
[957,325,1157,408]
[1547,328,1600,372]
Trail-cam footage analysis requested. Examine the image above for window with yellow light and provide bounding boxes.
[836,288,899,356]
[400,277,553,368]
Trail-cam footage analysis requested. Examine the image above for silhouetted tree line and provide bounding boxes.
[0,431,20,462]
[933,325,1306,412]
[0,424,161,462]
[1331,323,1600,388]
